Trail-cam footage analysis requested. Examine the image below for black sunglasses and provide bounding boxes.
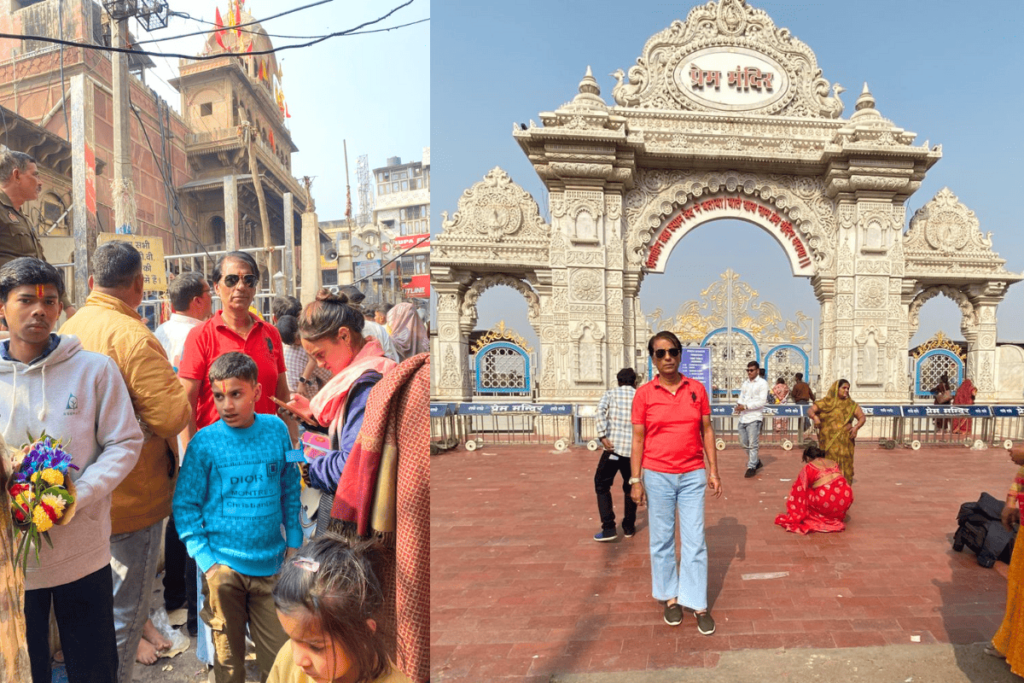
[222,274,259,288]
[654,347,681,359]
[747,368,759,373]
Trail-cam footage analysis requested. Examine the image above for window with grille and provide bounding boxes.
[915,350,963,398]
[475,342,530,395]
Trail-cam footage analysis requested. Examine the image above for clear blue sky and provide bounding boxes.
[431,0,1024,354]
[138,0,429,223]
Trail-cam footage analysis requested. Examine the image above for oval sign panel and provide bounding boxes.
[673,47,790,112]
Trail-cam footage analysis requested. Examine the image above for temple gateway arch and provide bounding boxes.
[431,0,1021,404]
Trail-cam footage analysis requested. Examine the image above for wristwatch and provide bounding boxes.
[628,477,642,485]
[298,376,312,386]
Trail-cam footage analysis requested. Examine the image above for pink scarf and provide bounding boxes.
[309,338,396,426]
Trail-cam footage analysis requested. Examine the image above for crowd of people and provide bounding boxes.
[593,330,1014,642]
[0,246,430,683]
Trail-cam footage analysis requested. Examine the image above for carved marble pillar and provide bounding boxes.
[964,299,998,400]
[433,281,472,401]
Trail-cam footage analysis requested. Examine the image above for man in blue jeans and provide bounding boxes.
[736,360,769,478]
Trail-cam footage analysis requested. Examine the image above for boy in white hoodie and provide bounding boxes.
[0,257,143,683]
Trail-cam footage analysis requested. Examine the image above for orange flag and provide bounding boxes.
[269,130,275,151]
[285,103,291,119]
[214,7,226,50]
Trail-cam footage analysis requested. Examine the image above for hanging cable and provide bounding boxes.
[138,0,337,44]
[128,91,211,260]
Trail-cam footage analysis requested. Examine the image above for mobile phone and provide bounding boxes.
[270,396,312,424]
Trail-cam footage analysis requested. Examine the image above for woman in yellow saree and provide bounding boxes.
[807,380,866,484]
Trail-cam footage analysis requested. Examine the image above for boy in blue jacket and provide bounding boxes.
[173,351,301,683]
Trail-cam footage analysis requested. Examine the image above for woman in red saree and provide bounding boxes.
[775,445,853,534]
[951,378,978,436]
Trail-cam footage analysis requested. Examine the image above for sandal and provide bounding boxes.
[984,644,1006,659]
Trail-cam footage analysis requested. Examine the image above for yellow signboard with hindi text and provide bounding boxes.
[96,233,168,291]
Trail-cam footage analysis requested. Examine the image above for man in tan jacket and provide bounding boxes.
[61,241,191,683]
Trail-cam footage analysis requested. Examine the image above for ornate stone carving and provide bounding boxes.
[570,270,603,302]
[904,188,1018,278]
[437,167,550,243]
[857,277,887,309]
[907,286,976,336]
[437,294,459,314]
[624,169,836,271]
[440,347,463,388]
[461,274,541,322]
[610,0,844,118]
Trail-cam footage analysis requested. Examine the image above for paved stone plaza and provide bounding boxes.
[431,443,1021,682]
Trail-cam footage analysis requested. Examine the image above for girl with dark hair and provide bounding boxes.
[268,536,409,682]
[283,291,396,521]
[774,444,853,534]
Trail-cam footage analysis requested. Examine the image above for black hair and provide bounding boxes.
[93,241,142,289]
[0,257,66,302]
[276,314,300,346]
[647,331,682,357]
[208,351,259,385]
[776,377,786,385]
[794,372,804,381]
[838,378,851,390]
[167,272,206,312]
[747,360,760,370]
[616,368,637,387]
[213,251,260,284]
[273,535,393,683]
[272,295,302,321]
[802,445,826,463]
[299,289,364,342]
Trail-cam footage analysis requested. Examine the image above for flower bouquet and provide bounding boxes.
[7,432,78,571]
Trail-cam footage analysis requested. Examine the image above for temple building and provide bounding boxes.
[0,0,307,298]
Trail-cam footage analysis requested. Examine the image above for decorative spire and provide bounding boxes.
[854,82,875,112]
[569,66,607,110]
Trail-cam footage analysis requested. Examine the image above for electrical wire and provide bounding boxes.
[136,0,333,44]
[0,14,426,61]
[128,91,211,260]
[136,0,336,44]
[351,234,429,285]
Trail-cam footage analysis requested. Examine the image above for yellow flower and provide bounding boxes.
[40,469,63,487]
[15,490,34,506]
[40,493,66,517]
[32,505,53,533]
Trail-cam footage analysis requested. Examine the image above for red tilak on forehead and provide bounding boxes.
[219,381,227,395]
[36,284,45,298]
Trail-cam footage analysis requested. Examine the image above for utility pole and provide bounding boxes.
[111,16,132,233]
[242,121,273,283]
[336,142,353,286]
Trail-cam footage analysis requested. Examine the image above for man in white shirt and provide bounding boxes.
[736,360,769,478]
[152,270,211,637]
[154,272,211,372]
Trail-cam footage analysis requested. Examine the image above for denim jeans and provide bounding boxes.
[110,520,163,683]
[738,420,762,468]
[643,468,708,611]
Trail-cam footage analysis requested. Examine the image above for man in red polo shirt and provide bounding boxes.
[177,251,297,446]
[631,331,721,635]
